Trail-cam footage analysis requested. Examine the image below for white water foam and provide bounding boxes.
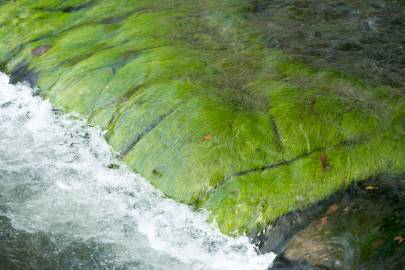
[0,73,275,270]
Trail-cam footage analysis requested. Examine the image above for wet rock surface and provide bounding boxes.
[250,0,405,90]
[271,256,321,270]
[255,175,405,269]
[0,0,404,238]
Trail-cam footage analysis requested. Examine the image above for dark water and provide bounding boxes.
[251,0,405,90]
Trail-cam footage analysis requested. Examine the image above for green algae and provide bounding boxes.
[124,91,282,203]
[203,135,405,234]
[0,0,404,235]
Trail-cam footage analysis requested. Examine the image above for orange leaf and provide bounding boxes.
[202,134,212,141]
[316,216,329,230]
[320,153,329,171]
[326,204,339,215]
[394,236,404,244]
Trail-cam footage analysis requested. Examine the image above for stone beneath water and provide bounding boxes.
[257,175,405,269]
[250,0,405,90]
[0,216,118,269]
[0,0,403,238]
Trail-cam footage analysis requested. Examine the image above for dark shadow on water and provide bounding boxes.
[249,0,405,91]
[0,216,140,270]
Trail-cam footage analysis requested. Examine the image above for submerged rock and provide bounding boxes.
[257,175,405,269]
[0,0,403,241]
[250,0,405,90]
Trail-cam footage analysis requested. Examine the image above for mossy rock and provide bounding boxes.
[0,0,404,235]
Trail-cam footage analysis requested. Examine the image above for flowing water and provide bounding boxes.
[0,73,276,270]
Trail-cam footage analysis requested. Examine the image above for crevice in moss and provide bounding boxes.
[28,21,96,44]
[233,139,359,178]
[103,84,150,141]
[269,113,283,152]
[34,1,95,13]
[2,45,25,67]
[101,10,139,25]
[226,151,312,180]
[61,2,94,13]
[199,139,361,203]
[244,0,272,13]
[2,21,99,69]
[9,61,37,87]
[119,108,179,157]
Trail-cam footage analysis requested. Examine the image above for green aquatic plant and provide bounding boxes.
[0,0,404,235]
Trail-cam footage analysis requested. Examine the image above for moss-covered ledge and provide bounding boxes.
[0,0,404,235]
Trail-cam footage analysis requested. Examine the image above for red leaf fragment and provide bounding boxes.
[326,204,339,215]
[321,216,328,225]
[202,133,212,141]
[320,153,329,172]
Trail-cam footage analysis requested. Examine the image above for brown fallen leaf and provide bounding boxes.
[372,239,384,249]
[326,204,339,215]
[320,153,329,172]
[315,216,329,230]
[202,133,212,141]
[315,217,327,230]
[394,236,404,244]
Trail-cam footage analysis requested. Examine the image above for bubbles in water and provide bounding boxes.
[0,73,275,270]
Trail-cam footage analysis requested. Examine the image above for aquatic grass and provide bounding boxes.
[124,90,282,202]
[203,135,405,234]
[0,0,403,236]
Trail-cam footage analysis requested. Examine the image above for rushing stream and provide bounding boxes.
[0,73,275,270]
